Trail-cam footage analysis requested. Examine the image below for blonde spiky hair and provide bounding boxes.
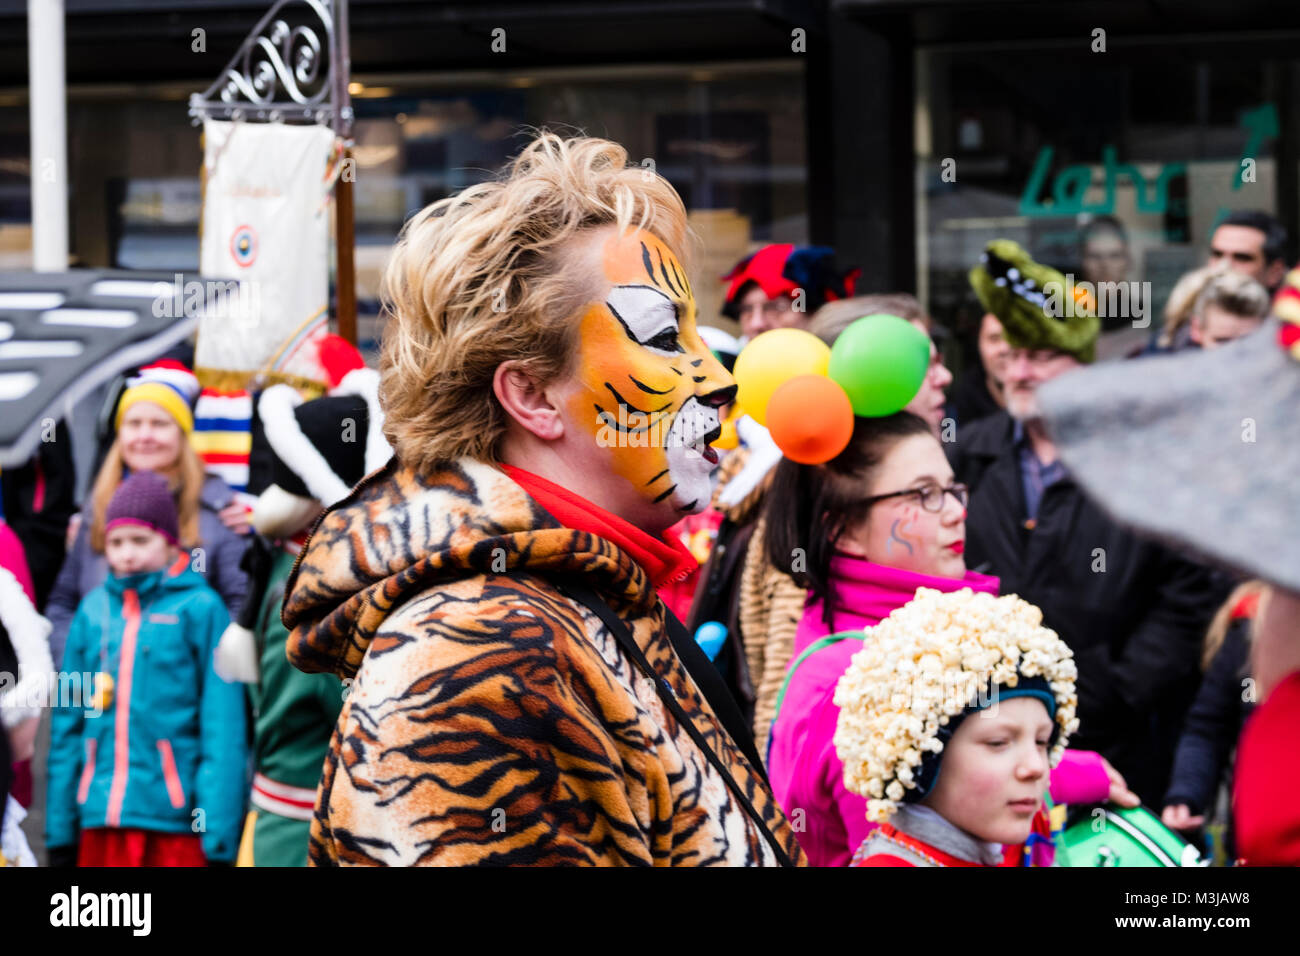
[379,131,692,474]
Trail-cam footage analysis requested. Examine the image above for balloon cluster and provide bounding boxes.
[732,314,931,464]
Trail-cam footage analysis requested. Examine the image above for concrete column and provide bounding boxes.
[28,0,69,271]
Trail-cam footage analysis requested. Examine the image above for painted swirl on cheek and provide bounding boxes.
[885,518,915,557]
[886,507,921,558]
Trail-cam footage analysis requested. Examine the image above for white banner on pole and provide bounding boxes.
[197,118,336,385]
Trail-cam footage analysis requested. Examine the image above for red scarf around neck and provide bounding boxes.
[501,465,696,589]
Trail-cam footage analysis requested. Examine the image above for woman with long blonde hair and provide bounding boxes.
[45,362,250,666]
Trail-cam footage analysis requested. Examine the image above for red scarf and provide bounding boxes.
[501,465,696,589]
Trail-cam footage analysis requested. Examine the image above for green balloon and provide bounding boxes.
[827,314,931,417]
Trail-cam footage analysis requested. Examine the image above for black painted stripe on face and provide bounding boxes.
[629,374,674,395]
[605,382,672,417]
[670,367,684,376]
[641,242,659,286]
[645,468,669,485]
[656,247,682,297]
[604,298,640,346]
[671,258,691,297]
[653,484,678,503]
[595,403,671,434]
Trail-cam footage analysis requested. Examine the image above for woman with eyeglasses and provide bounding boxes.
[762,411,1132,866]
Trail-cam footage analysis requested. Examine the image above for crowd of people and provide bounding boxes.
[0,131,1296,867]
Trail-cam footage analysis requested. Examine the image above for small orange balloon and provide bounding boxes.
[765,375,855,465]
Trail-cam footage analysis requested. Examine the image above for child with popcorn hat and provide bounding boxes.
[834,587,1078,866]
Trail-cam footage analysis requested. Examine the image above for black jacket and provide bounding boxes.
[946,367,1003,431]
[948,412,1228,804]
[1163,618,1254,815]
[2,418,77,611]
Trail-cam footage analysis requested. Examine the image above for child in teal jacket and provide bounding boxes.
[46,470,247,865]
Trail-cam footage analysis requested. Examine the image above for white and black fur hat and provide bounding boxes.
[254,366,391,535]
[215,368,391,683]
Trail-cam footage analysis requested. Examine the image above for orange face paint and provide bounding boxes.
[568,229,736,514]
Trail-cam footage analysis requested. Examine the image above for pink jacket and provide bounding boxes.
[767,553,1112,867]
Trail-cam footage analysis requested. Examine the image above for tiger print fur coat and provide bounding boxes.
[282,457,807,866]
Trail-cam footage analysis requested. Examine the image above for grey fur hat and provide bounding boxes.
[1037,319,1300,594]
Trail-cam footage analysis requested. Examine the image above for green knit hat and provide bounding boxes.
[969,239,1099,364]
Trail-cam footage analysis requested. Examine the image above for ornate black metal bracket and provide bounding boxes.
[188,0,352,135]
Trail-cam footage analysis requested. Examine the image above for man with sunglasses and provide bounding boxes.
[947,240,1228,806]
[1207,210,1289,294]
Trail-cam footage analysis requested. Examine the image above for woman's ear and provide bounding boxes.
[493,361,565,442]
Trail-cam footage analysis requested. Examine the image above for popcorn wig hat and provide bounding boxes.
[833,588,1079,823]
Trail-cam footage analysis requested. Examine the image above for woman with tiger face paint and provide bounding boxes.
[557,228,736,526]
[281,133,805,866]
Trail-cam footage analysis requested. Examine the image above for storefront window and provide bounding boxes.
[34,60,803,346]
[348,61,806,338]
[917,44,1287,363]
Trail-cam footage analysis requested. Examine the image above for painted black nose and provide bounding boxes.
[700,383,737,409]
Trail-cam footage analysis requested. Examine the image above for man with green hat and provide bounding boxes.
[947,240,1228,806]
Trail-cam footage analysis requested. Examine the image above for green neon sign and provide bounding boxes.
[1018,104,1278,220]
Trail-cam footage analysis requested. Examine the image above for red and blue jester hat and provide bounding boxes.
[721,244,861,319]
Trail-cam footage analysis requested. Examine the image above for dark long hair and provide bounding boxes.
[763,411,933,629]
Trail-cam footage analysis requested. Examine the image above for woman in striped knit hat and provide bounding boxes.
[44,360,249,667]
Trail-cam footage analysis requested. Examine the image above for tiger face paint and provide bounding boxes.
[571,229,736,517]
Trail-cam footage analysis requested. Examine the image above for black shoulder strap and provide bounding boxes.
[661,606,766,775]
[558,580,797,868]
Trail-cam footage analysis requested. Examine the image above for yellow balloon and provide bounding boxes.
[732,329,831,426]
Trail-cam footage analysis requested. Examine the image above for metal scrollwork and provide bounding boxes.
[190,0,348,133]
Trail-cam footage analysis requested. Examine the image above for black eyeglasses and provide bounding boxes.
[861,482,969,513]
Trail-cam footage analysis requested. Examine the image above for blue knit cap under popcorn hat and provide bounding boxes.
[904,674,1060,804]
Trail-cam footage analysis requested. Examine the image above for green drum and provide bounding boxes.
[1062,805,1207,867]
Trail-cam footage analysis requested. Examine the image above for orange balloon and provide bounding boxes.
[765,375,855,465]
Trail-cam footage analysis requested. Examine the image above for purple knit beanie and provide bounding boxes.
[105,471,180,546]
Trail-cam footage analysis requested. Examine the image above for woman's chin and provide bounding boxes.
[935,551,967,580]
[125,452,173,472]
